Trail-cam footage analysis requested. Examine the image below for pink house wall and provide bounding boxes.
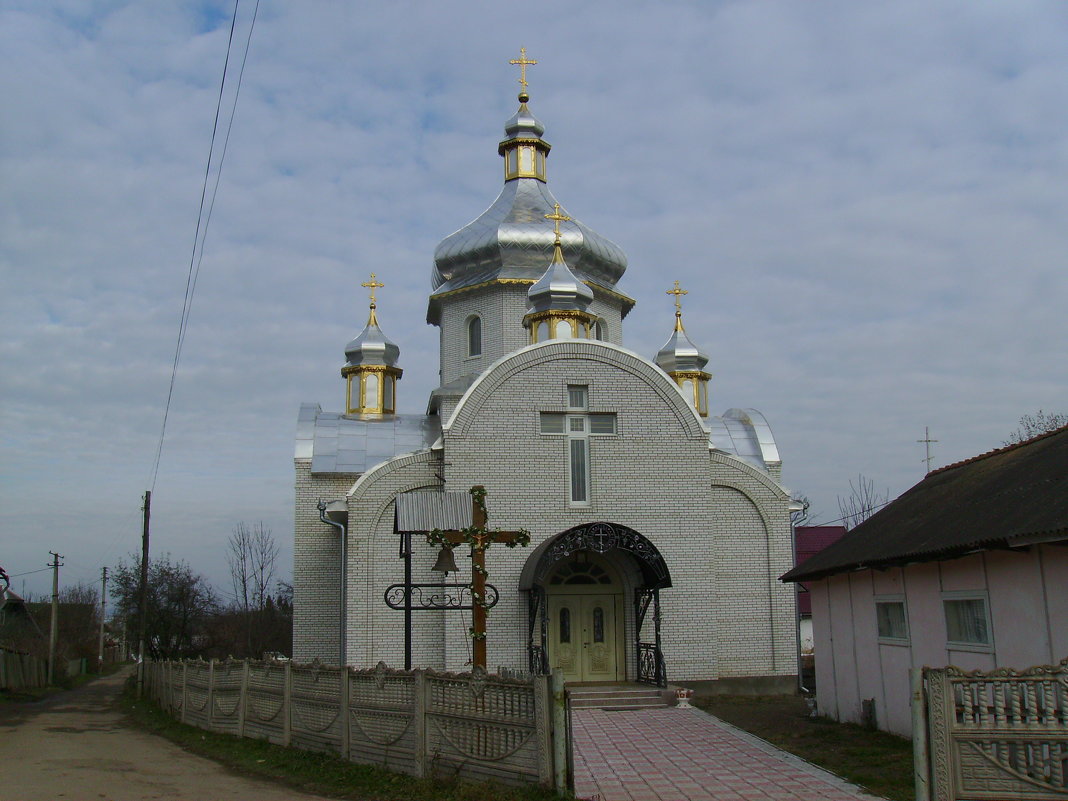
[809,544,1068,738]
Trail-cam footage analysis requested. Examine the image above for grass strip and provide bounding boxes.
[121,682,563,801]
[695,695,914,801]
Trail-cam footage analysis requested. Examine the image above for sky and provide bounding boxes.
[3,1,1066,602]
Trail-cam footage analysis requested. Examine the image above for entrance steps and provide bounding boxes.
[568,684,670,711]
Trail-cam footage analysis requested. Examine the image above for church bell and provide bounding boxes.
[431,545,459,575]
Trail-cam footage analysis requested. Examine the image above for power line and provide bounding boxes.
[148,0,260,492]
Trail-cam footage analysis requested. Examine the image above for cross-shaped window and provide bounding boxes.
[539,385,616,505]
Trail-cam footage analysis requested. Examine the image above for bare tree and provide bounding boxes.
[837,475,890,531]
[228,522,278,613]
[227,522,279,656]
[1004,409,1068,446]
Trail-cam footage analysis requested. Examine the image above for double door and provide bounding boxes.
[547,594,620,682]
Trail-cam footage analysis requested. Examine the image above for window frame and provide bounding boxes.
[942,591,994,652]
[466,315,482,358]
[874,595,910,645]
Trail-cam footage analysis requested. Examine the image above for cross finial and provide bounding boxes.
[509,47,537,93]
[545,203,571,242]
[917,426,939,473]
[667,280,688,315]
[361,273,385,309]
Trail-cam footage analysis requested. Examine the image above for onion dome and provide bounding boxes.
[342,274,402,415]
[656,281,711,417]
[430,88,628,301]
[527,206,595,314]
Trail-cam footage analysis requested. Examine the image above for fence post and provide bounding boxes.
[181,661,189,724]
[551,669,570,794]
[534,674,554,788]
[413,670,427,778]
[238,660,249,738]
[911,667,930,801]
[207,659,215,729]
[339,665,350,759]
[283,661,292,747]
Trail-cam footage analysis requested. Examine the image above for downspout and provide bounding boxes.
[318,499,347,668]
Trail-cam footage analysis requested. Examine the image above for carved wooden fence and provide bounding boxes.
[144,659,568,791]
[917,659,1068,801]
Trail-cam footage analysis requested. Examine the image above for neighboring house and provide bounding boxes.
[793,526,847,657]
[293,75,798,690]
[782,425,1068,737]
[0,588,45,652]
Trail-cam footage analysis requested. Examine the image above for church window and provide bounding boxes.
[559,607,571,643]
[589,414,616,435]
[540,413,565,434]
[363,373,379,409]
[594,320,604,340]
[467,316,482,357]
[555,319,574,339]
[383,375,395,412]
[592,607,605,643]
[569,438,589,503]
[698,381,708,416]
[549,561,613,585]
[536,321,549,342]
[567,385,588,410]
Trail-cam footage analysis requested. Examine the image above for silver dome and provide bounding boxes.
[527,243,595,313]
[655,317,710,373]
[344,308,400,368]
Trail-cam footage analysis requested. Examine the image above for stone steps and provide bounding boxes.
[568,684,670,711]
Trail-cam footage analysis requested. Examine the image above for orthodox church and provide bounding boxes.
[294,60,797,690]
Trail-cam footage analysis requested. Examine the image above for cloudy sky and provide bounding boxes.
[3,1,1066,601]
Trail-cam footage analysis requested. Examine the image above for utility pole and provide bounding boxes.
[48,551,63,685]
[137,490,151,696]
[97,566,108,672]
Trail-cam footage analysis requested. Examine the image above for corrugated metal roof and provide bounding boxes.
[295,405,441,474]
[783,425,1068,583]
[396,491,472,532]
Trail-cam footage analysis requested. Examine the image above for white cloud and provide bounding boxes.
[2,1,1066,595]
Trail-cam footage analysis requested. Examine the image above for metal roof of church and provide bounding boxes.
[783,425,1068,583]
[295,403,440,474]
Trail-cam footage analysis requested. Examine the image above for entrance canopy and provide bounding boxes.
[519,522,672,591]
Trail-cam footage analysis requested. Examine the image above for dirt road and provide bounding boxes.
[0,669,333,801]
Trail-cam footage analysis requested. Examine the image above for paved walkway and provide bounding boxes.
[0,668,332,801]
[572,706,886,801]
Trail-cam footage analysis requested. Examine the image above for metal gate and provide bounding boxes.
[917,659,1068,801]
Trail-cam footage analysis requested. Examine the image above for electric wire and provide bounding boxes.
[148,0,259,493]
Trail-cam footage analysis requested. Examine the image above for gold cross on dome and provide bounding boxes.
[362,273,385,307]
[666,280,688,315]
[509,47,537,90]
[545,203,571,238]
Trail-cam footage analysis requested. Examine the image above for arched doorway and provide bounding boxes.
[519,522,672,686]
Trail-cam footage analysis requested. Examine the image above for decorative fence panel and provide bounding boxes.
[145,659,566,791]
[920,659,1068,801]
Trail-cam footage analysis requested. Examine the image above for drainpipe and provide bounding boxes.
[788,497,809,694]
[318,499,347,668]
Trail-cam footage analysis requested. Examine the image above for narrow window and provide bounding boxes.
[383,376,395,412]
[363,373,379,408]
[944,597,991,645]
[592,607,605,643]
[467,316,482,357]
[570,438,588,503]
[536,321,549,342]
[559,607,571,643]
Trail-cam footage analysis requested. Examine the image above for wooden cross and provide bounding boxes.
[666,280,688,315]
[361,273,385,308]
[509,47,537,90]
[428,486,529,670]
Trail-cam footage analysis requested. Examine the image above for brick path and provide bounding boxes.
[572,706,887,801]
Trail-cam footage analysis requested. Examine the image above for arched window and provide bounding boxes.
[467,316,482,357]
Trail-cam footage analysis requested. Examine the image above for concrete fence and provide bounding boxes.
[144,658,570,791]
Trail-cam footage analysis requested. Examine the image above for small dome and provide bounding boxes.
[503,100,546,141]
[655,318,709,373]
[344,308,400,368]
[527,242,594,313]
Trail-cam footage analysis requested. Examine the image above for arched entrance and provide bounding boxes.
[519,523,672,686]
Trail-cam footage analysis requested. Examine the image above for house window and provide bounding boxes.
[875,597,909,642]
[467,316,481,357]
[944,595,992,647]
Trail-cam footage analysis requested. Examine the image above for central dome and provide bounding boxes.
[431,95,627,295]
